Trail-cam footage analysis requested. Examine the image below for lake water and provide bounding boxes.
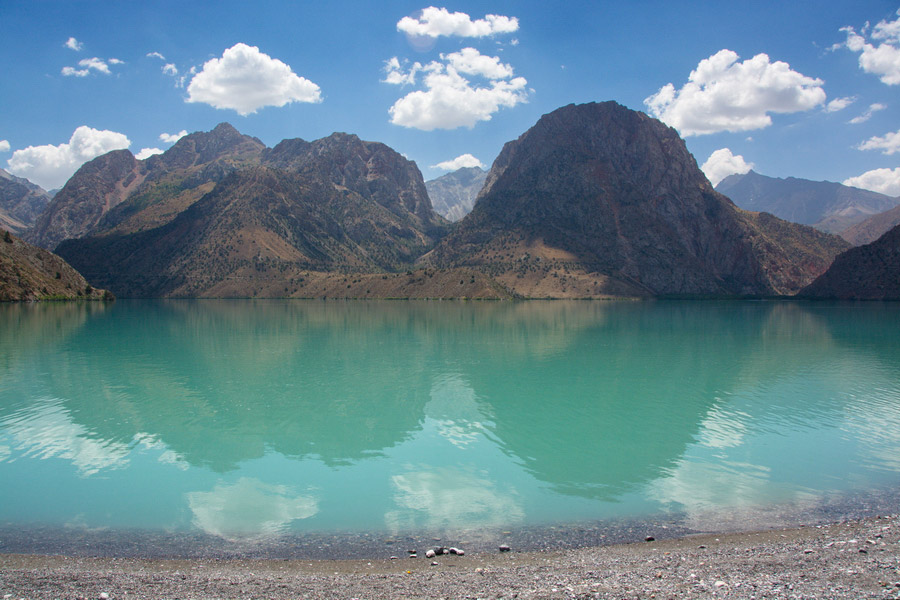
[2,299,900,558]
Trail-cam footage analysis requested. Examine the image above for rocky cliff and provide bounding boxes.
[426,166,487,222]
[799,224,900,300]
[716,170,898,234]
[424,102,848,298]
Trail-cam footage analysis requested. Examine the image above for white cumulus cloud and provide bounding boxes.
[385,47,528,130]
[848,102,887,124]
[6,126,131,190]
[644,49,826,136]
[136,147,164,160]
[701,148,755,186]
[858,128,900,154]
[843,167,900,196]
[431,153,485,170]
[0,140,9,153]
[162,63,178,76]
[839,9,900,85]
[186,43,322,115]
[147,51,166,60]
[62,57,117,77]
[825,96,856,112]
[397,7,518,38]
[443,47,514,79]
[65,37,83,51]
[159,130,188,144]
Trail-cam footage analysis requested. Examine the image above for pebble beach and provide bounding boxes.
[2,514,899,599]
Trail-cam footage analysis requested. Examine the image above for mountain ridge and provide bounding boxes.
[716,170,899,234]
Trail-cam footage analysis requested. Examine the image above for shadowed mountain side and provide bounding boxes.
[0,230,111,301]
[56,167,448,298]
[841,203,900,246]
[423,102,848,298]
[799,224,900,300]
[716,170,899,234]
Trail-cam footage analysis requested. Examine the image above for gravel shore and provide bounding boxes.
[2,515,899,599]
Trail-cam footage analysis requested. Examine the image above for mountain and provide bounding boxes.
[716,170,899,234]
[799,224,900,300]
[425,167,487,222]
[26,123,267,251]
[55,126,452,298]
[0,228,111,301]
[840,203,900,246]
[0,169,52,234]
[423,102,849,298]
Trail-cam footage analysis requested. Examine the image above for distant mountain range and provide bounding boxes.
[0,168,52,235]
[6,101,897,300]
[716,170,899,236]
[425,166,487,222]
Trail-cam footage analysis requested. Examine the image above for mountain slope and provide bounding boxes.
[25,123,267,251]
[0,169,51,234]
[799,224,900,300]
[424,102,848,298]
[0,229,111,301]
[426,167,487,222]
[55,128,449,297]
[716,170,899,234]
[840,203,900,246]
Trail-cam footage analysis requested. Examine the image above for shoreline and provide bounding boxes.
[2,514,898,599]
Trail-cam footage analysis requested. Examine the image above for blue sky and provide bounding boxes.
[1,1,899,196]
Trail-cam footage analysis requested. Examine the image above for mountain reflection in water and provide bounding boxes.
[1,300,899,543]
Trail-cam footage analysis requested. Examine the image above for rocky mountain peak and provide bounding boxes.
[26,149,142,250]
[427,101,846,297]
[146,122,266,171]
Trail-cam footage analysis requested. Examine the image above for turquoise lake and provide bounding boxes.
[2,299,900,557]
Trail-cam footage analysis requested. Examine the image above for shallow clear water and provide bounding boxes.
[1,299,900,553]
